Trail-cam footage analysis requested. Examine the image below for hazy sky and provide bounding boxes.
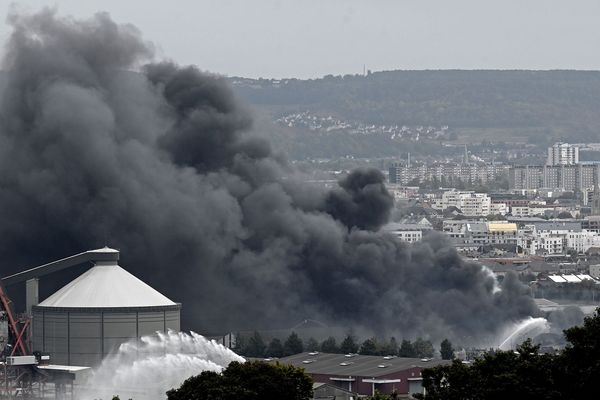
[2,0,599,78]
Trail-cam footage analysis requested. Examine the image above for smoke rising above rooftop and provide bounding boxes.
[0,9,539,342]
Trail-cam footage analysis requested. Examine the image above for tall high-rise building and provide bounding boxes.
[592,184,600,216]
[547,142,579,165]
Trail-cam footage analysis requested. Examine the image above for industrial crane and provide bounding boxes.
[0,281,28,357]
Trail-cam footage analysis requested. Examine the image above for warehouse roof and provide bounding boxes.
[270,352,450,377]
[38,261,176,308]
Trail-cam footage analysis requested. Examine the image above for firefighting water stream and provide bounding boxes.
[497,317,550,351]
[81,331,244,399]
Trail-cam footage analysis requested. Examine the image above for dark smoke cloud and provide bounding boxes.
[324,168,392,231]
[548,306,585,332]
[0,10,539,343]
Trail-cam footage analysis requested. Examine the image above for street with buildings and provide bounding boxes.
[383,142,600,305]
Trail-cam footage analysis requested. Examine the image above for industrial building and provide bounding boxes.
[31,249,180,366]
[0,247,180,397]
[271,352,450,397]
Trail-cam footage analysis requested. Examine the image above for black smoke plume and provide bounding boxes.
[0,10,539,342]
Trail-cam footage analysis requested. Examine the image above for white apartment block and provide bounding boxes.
[510,204,557,217]
[381,221,432,243]
[435,190,491,216]
[517,221,600,255]
[565,231,600,253]
[391,230,422,243]
[547,142,579,166]
[490,202,508,216]
[538,234,565,255]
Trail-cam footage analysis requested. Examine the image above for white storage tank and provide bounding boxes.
[32,253,180,366]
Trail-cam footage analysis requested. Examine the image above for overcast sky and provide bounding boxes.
[2,0,599,79]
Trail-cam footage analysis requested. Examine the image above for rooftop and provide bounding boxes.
[37,261,176,308]
[268,352,450,377]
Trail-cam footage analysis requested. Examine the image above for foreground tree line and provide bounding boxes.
[167,361,313,400]
[234,331,452,359]
[410,309,600,399]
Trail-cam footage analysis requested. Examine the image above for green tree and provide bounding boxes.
[320,336,338,353]
[232,332,246,355]
[440,339,454,360]
[340,334,359,354]
[167,360,313,400]
[244,331,266,358]
[305,337,319,352]
[398,340,416,357]
[415,340,560,400]
[266,338,284,358]
[359,338,378,355]
[283,332,304,356]
[379,337,398,356]
[558,308,600,397]
[414,338,434,358]
[389,337,398,355]
[365,390,399,400]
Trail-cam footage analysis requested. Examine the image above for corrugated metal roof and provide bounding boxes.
[562,275,581,283]
[548,275,567,283]
[577,274,596,282]
[38,261,176,308]
[269,352,449,377]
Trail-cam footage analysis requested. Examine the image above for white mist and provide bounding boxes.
[79,330,244,400]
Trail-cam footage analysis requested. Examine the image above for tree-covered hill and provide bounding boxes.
[230,70,600,159]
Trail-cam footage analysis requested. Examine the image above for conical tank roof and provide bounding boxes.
[38,261,176,308]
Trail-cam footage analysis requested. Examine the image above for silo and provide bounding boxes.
[32,253,180,366]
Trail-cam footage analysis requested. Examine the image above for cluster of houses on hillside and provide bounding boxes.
[276,111,449,140]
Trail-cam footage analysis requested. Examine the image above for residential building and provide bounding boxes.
[388,162,508,185]
[592,184,600,216]
[443,220,518,247]
[547,142,579,166]
[490,202,508,215]
[582,216,600,233]
[487,222,519,245]
[433,190,491,217]
[381,221,433,243]
[516,220,600,255]
[509,164,600,191]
